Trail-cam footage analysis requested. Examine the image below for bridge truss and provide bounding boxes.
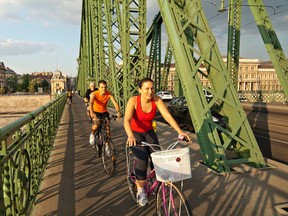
[77,0,288,172]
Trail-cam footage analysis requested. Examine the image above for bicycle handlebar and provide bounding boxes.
[111,114,123,120]
[141,137,190,152]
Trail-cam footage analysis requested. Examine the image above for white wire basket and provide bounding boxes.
[151,147,192,182]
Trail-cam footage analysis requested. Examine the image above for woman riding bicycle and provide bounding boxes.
[124,77,190,207]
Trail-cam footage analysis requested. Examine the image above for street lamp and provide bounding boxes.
[218,0,227,13]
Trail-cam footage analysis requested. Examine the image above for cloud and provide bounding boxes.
[0,38,56,56]
[0,0,81,25]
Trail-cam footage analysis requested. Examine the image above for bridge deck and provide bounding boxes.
[31,96,288,216]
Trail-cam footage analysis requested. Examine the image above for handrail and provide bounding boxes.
[0,93,67,216]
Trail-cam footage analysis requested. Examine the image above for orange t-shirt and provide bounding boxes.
[92,90,111,113]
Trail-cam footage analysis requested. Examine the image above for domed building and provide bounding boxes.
[50,70,68,97]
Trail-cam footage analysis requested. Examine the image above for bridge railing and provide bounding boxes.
[0,93,67,216]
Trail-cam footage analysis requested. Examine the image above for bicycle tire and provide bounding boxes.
[126,147,137,203]
[156,181,193,216]
[101,137,116,175]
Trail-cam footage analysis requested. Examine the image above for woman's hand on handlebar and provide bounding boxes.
[178,134,192,142]
[126,136,137,146]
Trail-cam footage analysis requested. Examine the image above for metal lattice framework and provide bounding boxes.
[247,0,288,98]
[227,0,243,91]
[77,0,288,172]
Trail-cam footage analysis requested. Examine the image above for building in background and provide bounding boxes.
[50,70,68,96]
[4,67,16,79]
[30,71,53,83]
[165,57,284,102]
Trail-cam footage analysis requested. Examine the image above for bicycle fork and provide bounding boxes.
[162,183,183,216]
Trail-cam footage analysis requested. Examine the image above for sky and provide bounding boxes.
[0,0,288,77]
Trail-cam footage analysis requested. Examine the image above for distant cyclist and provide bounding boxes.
[67,89,73,104]
[89,80,122,146]
[84,82,98,123]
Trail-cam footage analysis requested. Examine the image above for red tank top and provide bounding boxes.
[131,95,157,132]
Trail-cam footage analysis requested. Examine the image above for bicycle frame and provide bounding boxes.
[96,117,109,140]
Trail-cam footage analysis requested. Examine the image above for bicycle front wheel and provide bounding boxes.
[101,138,116,175]
[126,147,137,203]
[156,182,192,216]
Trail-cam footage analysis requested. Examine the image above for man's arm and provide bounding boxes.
[89,92,96,118]
[110,95,121,117]
[84,89,89,100]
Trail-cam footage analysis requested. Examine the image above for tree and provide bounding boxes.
[21,74,30,92]
[28,79,38,93]
[41,79,50,92]
[0,85,5,94]
[5,75,18,92]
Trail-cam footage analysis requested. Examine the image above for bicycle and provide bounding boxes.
[93,116,116,175]
[126,139,193,215]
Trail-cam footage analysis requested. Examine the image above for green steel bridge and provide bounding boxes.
[76,0,287,173]
[1,0,288,215]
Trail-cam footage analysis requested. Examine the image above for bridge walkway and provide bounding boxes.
[31,95,288,216]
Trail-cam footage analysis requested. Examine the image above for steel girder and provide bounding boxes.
[121,0,147,107]
[103,1,124,110]
[161,43,173,91]
[248,0,288,99]
[77,0,102,94]
[227,0,243,91]
[157,0,266,172]
[147,24,161,92]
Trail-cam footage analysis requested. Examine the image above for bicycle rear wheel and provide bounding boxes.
[126,147,137,203]
[156,182,192,216]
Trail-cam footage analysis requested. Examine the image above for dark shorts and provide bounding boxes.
[129,129,160,180]
[93,111,110,120]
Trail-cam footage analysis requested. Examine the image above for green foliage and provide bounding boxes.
[5,75,18,92]
[21,74,30,92]
[41,79,50,92]
[28,79,38,93]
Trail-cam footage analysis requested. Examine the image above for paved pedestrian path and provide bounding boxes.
[31,95,288,216]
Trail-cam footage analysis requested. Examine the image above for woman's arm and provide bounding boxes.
[154,95,189,139]
[124,97,137,146]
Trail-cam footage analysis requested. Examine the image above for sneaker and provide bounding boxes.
[89,133,95,146]
[136,189,148,207]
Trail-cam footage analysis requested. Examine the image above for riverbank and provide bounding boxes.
[0,94,52,127]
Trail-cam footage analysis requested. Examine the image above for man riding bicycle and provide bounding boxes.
[84,82,98,123]
[89,80,122,146]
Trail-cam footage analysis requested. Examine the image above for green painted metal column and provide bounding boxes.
[227,0,243,91]
[157,0,266,172]
[248,0,288,99]
[103,1,124,110]
[121,0,147,109]
[161,43,173,91]
[147,17,162,92]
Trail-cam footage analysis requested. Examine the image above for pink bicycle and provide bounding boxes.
[126,139,193,215]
